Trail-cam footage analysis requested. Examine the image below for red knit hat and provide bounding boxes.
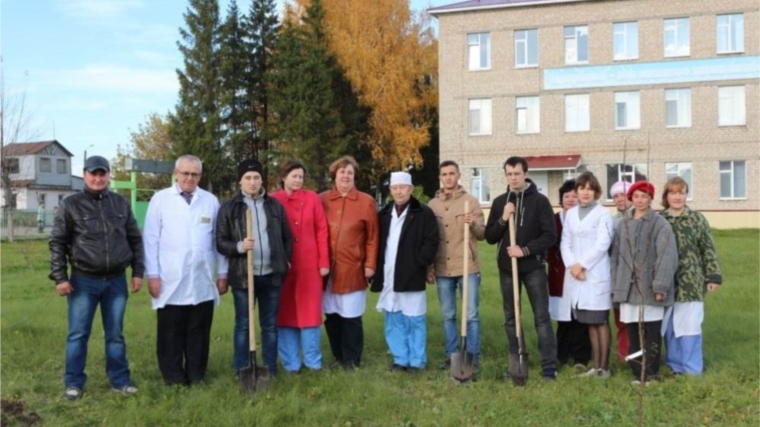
[627,181,655,201]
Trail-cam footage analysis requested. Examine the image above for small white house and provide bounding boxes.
[1,140,84,210]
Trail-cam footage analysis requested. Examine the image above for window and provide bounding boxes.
[6,158,19,174]
[720,161,746,199]
[564,25,588,64]
[515,96,540,134]
[468,99,492,135]
[614,91,640,130]
[718,86,746,126]
[58,194,65,205]
[38,193,46,209]
[613,22,638,60]
[468,33,491,70]
[565,94,590,132]
[717,14,744,54]
[470,168,491,203]
[515,29,538,67]
[606,164,648,199]
[665,88,692,128]
[40,157,52,173]
[665,162,693,200]
[57,159,67,174]
[664,18,690,57]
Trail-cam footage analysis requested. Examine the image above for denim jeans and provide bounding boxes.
[435,273,480,361]
[232,275,282,374]
[498,268,557,371]
[65,273,131,389]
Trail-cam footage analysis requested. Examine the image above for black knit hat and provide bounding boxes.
[238,159,263,181]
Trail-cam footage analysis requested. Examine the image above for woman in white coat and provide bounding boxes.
[560,172,614,378]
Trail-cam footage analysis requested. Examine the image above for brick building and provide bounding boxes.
[429,0,759,227]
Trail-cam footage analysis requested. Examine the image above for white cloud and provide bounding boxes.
[55,0,144,20]
[41,64,178,93]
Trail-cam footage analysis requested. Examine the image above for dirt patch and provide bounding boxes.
[1,399,41,427]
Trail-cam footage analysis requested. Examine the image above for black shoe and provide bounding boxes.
[389,363,407,372]
[407,366,424,373]
[437,359,451,370]
[342,361,358,371]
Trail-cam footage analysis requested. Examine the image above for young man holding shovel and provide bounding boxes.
[427,161,486,373]
[485,156,558,381]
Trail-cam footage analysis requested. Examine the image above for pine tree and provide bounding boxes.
[170,0,224,193]
[270,0,357,191]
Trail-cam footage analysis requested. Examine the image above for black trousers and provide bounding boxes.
[626,320,662,380]
[556,318,591,366]
[324,313,363,367]
[156,301,214,385]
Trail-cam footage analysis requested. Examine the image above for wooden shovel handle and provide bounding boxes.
[460,201,470,337]
[508,213,522,340]
[246,208,256,352]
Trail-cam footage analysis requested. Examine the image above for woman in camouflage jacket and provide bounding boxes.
[660,177,722,375]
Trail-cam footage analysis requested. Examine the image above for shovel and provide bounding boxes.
[239,208,270,393]
[451,201,475,383]
[506,212,529,386]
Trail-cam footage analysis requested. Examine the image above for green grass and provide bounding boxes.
[1,230,758,427]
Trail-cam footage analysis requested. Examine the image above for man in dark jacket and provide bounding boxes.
[49,155,144,400]
[371,172,438,371]
[485,156,558,379]
[216,159,292,375]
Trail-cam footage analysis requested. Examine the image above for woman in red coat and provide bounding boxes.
[271,160,330,372]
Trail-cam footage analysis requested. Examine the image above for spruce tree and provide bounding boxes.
[170,0,224,193]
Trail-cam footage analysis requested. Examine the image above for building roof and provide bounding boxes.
[2,140,74,157]
[524,154,582,171]
[428,0,588,15]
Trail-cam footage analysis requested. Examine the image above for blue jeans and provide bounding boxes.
[65,274,131,389]
[278,327,322,372]
[498,268,557,371]
[436,274,480,361]
[232,275,282,374]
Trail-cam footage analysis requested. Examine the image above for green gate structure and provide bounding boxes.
[111,159,175,228]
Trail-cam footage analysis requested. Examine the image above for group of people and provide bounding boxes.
[49,153,722,400]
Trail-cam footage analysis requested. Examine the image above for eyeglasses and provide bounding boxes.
[177,171,201,179]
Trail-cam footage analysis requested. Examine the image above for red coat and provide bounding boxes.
[547,212,565,297]
[271,189,330,328]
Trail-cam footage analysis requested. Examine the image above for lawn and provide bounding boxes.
[1,230,758,427]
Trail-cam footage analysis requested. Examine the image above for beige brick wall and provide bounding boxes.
[436,0,759,216]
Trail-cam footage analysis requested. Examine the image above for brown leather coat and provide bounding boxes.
[319,187,379,294]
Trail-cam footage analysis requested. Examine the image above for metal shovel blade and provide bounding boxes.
[239,356,270,394]
[450,349,475,383]
[507,352,529,387]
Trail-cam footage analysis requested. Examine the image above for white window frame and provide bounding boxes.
[468,32,491,71]
[515,29,538,68]
[717,14,744,54]
[468,99,492,136]
[719,160,746,200]
[665,162,693,200]
[565,94,590,132]
[718,86,746,126]
[515,96,540,134]
[664,18,690,58]
[614,91,640,130]
[564,25,589,65]
[606,163,648,200]
[613,22,639,61]
[470,168,491,203]
[665,88,692,128]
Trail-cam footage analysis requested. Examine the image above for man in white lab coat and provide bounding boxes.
[143,155,229,385]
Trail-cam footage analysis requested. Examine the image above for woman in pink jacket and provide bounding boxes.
[271,160,330,372]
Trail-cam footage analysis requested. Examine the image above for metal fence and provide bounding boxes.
[1,209,53,241]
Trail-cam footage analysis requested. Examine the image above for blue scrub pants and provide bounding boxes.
[277,326,322,372]
[664,312,703,375]
[383,310,426,368]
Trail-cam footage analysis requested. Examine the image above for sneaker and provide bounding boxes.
[597,369,611,378]
[578,368,600,378]
[542,368,557,380]
[63,387,82,400]
[112,385,138,395]
[631,379,651,387]
[573,363,588,371]
[389,363,407,372]
[437,359,451,370]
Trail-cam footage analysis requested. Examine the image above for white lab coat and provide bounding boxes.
[143,185,228,310]
[375,206,426,317]
[558,204,613,319]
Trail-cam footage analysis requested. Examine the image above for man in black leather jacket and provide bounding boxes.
[49,155,144,400]
[216,159,292,376]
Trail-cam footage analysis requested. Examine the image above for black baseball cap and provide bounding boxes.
[84,155,110,173]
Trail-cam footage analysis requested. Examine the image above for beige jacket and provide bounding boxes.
[428,186,486,276]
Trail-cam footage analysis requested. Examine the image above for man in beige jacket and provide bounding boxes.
[427,160,486,370]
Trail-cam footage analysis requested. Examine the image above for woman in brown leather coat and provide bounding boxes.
[319,156,380,369]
